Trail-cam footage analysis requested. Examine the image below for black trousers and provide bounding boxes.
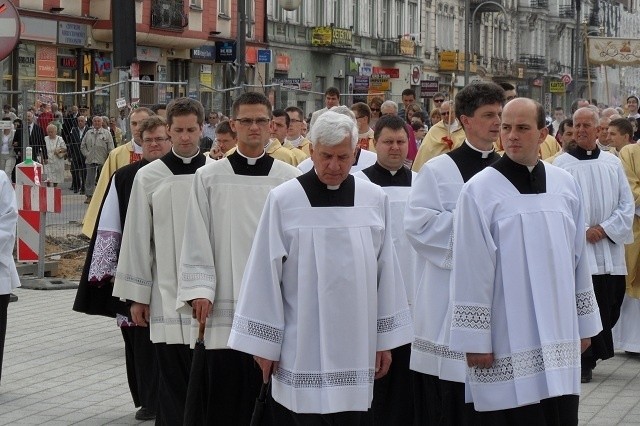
[412,372,479,426]
[154,343,192,426]
[370,343,413,425]
[121,326,158,410]
[476,394,579,426]
[0,294,8,385]
[202,348,263,425]
[582,274,626,370]
[270,397,368,426]
[70,157,86,191]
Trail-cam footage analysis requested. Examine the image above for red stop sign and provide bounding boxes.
[0,1,20,62]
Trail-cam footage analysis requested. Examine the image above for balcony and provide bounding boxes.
[518,54,547,71]
[530,0,548,9]
[558,5,574,18]
[577,66,598,79]
[491,57,511,76]
[151,0,187,31]
[379,40,416,58]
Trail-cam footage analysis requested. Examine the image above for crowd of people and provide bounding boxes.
[1,82,640,425]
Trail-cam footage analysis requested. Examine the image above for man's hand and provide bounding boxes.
[586,225,606,244]
[375,350,392,379]
[130,303,150,327]
[466,352,494,369]
[580,338,591,354]
[191,298,212,325]
[254,356,279,383]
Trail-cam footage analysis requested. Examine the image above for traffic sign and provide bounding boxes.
[257,49,272,63]
[0,0,20,62]
[561,74,573,85]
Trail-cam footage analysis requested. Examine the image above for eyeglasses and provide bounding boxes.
[440,111,451,116]
[370,108,381,112]
[142,136,170,144]
[234,118,271,127]
[433,99,445,103]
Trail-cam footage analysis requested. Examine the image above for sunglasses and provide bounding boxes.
[433,99,445,103]
[370,108,381,112]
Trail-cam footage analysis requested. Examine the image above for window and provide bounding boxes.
[369,0,376,36]
[382,0,391,37]
[190,0,201,7]
[396,0,404,37]
[315,0,324,25]
[333,0,342,27]
[408,2,418,34]
[219,0,229,16]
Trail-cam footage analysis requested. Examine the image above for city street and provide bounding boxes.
[1,287,640,425]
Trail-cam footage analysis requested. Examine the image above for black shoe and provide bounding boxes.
[9,293,17,303]
[625,351,640,356]
[135,407,156,421]
[79,189,85,195]
[69,186,76,191]
[581,367,592,383]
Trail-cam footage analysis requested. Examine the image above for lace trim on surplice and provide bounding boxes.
[88,230,121,283]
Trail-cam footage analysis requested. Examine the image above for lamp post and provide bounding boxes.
[464,1,507,86]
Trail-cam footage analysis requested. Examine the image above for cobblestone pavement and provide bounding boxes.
[1,288,640,425]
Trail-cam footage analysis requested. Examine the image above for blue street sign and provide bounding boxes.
[257,49,272,63]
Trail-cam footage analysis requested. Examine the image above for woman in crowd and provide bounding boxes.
[44,124,67,187]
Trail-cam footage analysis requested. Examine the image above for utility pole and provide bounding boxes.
[234,0,247,88]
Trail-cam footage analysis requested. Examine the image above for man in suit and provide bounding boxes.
[69,116,89,193]
[26,111,47,163]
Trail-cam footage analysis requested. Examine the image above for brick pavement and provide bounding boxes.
[1,287,640,425]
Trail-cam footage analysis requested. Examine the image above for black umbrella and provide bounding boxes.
[250,380,270,426]
[183,322,206,426]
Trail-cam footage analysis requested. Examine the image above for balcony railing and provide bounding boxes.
[558,5,575,18]
[519,54,547,71]
[491,57,511,76]
[151,0,187,31]
[379,40,416,57]
[577,66,598,78]
[531,0,549,8]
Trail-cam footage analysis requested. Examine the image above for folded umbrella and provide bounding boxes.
[250,380,270,426]
[183,322,206,426]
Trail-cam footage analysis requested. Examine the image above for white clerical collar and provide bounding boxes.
[526,163,537,172]
[464,140,494,158]
[236,146,265,165]
[132,140,143,153]
[629,113,640,119]
[172,148,200,164]
[444,119,461,132]
[313,168,340,190]
[285,135,303,147]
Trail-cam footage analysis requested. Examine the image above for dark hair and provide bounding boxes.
[351,102,371,120]
[284,106,304,121]
[570,98,587,114]
[272,109,290,127]
[609,118,634,137]
[216,120,236,138]
[369,96,383,109]
[325,87,340,98]
[554,107,564,112]
[432,92,445,99]
[373,114,408,141]
[411,121,424,132]
[401,88,416,98]
[150,104,167,114]
[139,116,167,138]
[455,82,505,122]
[497,82,515,92]
[166,97,205,126]
[231,92,272,118]
[558,118,573,135]
[627,95,640,104]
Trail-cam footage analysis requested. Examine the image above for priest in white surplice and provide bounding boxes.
[228,111,413,423]
[554,107,634,384]
[405,82,504,425]
[177,92,301,424]
[449,98,602,424]
[113,98,210,426]
[353,114,422,425]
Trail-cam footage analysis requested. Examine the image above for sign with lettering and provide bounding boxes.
[58,56,78,69]
[331,28,352,48]
[420,80,439,98]
[58,22,87,46]
[372,67,400,79]
[271,78,301,90]
[549,81,565,93]
[370,74,390,92]
[37,46,57,78]
[257,49,272,63]
[215,41,236,63]
[191,45,216,61]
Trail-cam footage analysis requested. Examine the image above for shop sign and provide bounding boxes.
[136,46,161,62]
[370,74,390,92]
[272,78,301,90]
[257,49,272,63]
[215,41,236,63]
[354,76,370,93]
[311,27,332,47]
[246,47,258,64]
[331,28,352,48]
[300,80,312,91]
[420,80,439,98]
[95,56,112,76]
[191,45,216,61]
[58,56,78,69]
[372,67,399,79]
[36,46,57,78]
[360,62,373,77]
[58,22,87,46]
[549,81,565,93]
[20,17,57,43]
[276,54,290,71]
[400,39,415,56]
[439,51,457,71]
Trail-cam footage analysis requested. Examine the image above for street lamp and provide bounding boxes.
[280,0,301,11]
[464,1,507,86]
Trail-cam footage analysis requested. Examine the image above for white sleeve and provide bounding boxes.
[449,187,497,354]
[600,163,634,244]
[88,177,122,281]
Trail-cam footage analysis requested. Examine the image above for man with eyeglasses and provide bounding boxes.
[113,98,210,426]
[284,106,312,156]
[431,92,446,112]
[82,107,155,237]
[412,100,466,172]
[177,92,301,424]
[74,116,171,422]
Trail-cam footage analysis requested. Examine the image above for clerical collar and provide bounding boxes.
[298,169,355,207]
[235,146,266,165]
[361,162,412,187]
[171,147,201,164]
[491,154,546,194]
[443,119,461,132]
[286,135,303,147]
[227,150,273,176]
[161,149,206,175]
[567,144,600,160]
[132,141,143,153]
[464,139,494,158]
[447,140,500,183]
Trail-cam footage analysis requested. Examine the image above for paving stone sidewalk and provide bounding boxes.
[1,288,640,425]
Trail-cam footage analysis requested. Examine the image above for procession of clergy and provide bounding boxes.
[74,79,640,425]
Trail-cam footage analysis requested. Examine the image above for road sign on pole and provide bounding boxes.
[0,0,20,62]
